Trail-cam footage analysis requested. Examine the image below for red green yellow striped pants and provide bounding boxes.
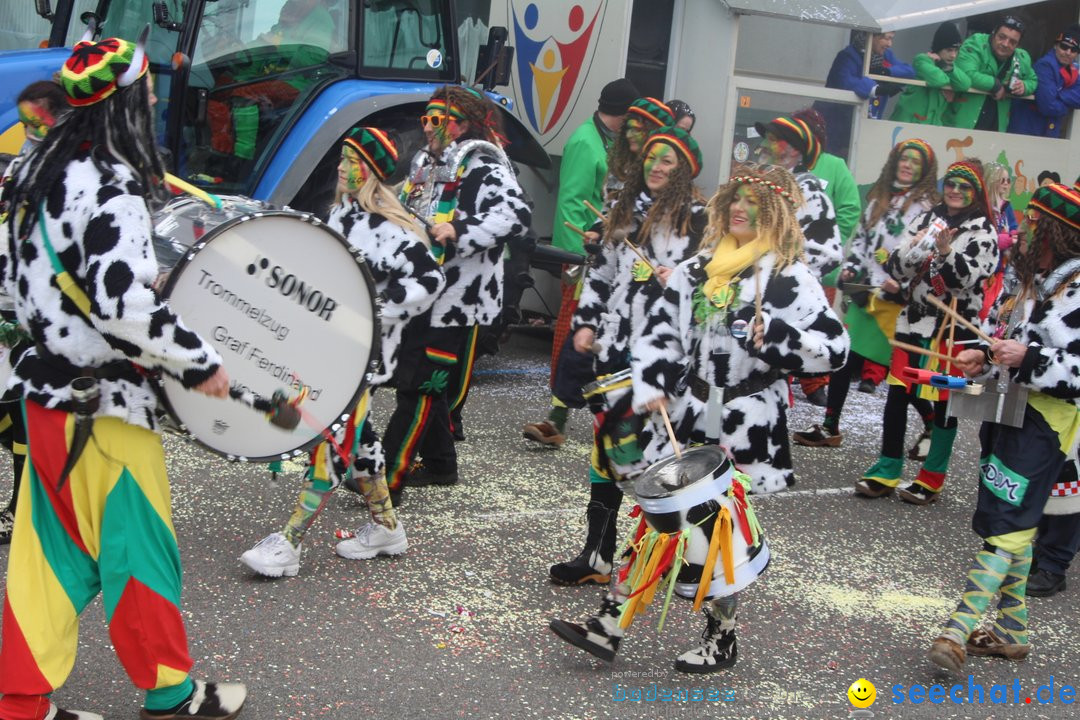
[0,401,194,719]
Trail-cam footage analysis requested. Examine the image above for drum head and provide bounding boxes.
[160,211,379,461]
[635,445,730,499]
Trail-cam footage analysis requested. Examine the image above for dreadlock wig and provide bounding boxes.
[864,139,939,227]
[705,163,806,265]
[428,85,506,146]
[1015,183,1080,295]
[9,38,164,244]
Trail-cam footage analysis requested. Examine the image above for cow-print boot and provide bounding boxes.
[550,480,623,585]
[675,596,738,674]
[549,592,624,662]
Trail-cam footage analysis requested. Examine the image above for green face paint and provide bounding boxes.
[736,185,759,227]
[897,149,923,183]
[18,101,55,143]
[338,146,367,193]
[643,143,677,192]
[757,133,790,165]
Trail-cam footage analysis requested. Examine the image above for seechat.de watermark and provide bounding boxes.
[891,676,1076,705]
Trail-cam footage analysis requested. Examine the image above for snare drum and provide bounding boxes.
[583,368,648,486]
[156,201,380,461]
[633,446,769,600]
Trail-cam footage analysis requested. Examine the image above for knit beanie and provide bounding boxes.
[1028,183,1080,231]
[627,97,675,130]
[61,34,148,107]
[598,78,639,115]
[343,127,398,181]
[931,22,962,53]
[754,116,822,170]
[642,126,702,178]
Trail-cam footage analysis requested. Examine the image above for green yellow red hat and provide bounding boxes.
[1028,183,1080,231]
[642,126,702,178]
[755,116,822,170]
[343,127,398,181]
[60,29,149,107]
[628,97,674,130]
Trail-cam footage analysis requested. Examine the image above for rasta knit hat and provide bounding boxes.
[598,78,639,115]
[1028,183,1080,231]
[931,22,962,52]
[61,29,149,107]
[343,127,398,181]
[754,116,822,170]
[627,97,675,130]
[642,126,702,178]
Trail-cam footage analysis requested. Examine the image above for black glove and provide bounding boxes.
[877,81,903,97]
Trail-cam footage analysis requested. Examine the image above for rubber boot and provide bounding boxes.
[549,479,623,585]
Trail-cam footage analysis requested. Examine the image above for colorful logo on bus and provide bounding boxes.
[509,1,605,137]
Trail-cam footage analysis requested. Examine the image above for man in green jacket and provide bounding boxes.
[892,22,970,125]
[944,15,1037,132]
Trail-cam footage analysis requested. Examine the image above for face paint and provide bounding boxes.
[729,184,761,240]
[625,118,646,152]
[1021,210,1039,251]
[643,143,678,192]
[337,145,368,193]
[18,101,56,143]
[896,149,923,184]
[757,133,792,166]
[944,178,975,208]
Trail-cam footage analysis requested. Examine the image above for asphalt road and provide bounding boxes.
[0,330,1077,719]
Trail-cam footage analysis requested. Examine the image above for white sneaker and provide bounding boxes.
[335,521,408,560]
[240,532,300,577]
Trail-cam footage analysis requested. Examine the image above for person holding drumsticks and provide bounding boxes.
[0,31,245,720]
[855,159,998,505]
[550,165,847,673]
[240,127,444,576]
[548,126,705,587]
[928,183,1080,671]
[384,85,531,498]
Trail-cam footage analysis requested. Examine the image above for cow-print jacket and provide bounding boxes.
[843,194,934,287]
[886,205,998,340]
[327,200,445,386]
[0,154,221,430]
[1002,269,1080,402]
[572,192,706,367]
[796,171,843,277]
[631,250,848,492]
[403,141,531,328]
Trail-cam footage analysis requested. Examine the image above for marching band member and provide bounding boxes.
[856,159,998,504]
[549,126,705,586]
[794,139,939,451]
[0,31,245,720]
[550,165,846,674]
[929,183,1080,670]
[384,85,530,499]
[240,127,444,576]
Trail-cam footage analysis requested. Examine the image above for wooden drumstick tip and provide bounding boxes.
[583,200,606,221]
[562,221,588,238]
[658,403,682,459]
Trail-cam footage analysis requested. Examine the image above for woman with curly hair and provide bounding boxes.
[794,139,940,450]
[548,126,705,587]
[602,97,673,200]
[856,159,998,504]
[549,164,847,674]
[929,183,1080,671]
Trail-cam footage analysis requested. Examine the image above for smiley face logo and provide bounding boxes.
[847,678,876,708]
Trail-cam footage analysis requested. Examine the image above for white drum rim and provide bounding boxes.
[159,210,381,462]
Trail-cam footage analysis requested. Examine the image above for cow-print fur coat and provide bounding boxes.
[326,200,444,386]
[0,154,221,430]
[403,142,531,328]
[886,205,998,341]
[843,194,935,287]
[631,251,849,493]
[572,193,705,368]
[796,172,843,277]
[1005,270,1080,402]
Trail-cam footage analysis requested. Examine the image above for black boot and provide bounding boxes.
[675,602,738,674]
[549,593,624,662]
[550,482,623,585]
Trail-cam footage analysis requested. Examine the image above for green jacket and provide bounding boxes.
[552,115,611,253]
[943,34,1037,131]
[891,53,971,125]
[811,153,861,245]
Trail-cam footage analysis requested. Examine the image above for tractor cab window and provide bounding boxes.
[178,0,349,194]
[362,0,455,79]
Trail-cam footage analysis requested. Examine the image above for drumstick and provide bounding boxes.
[228,386,302,430]
[563,221,588,238]
[584,200,606,222]
[889,339,956,364]
[164,172,223,210]
[622,236,655,272]
[658,404,682,460]
[924,294,994,344]
[946,297,957,374]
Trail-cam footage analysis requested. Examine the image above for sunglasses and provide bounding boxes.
[1001,15,1025,33]
[421,114,458,128]
[1059,42,1080,54]
[944,179,975,191]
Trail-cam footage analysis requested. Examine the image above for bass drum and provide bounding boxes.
[155,200,379,461]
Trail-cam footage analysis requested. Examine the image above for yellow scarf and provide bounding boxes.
[702,233,769,308]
